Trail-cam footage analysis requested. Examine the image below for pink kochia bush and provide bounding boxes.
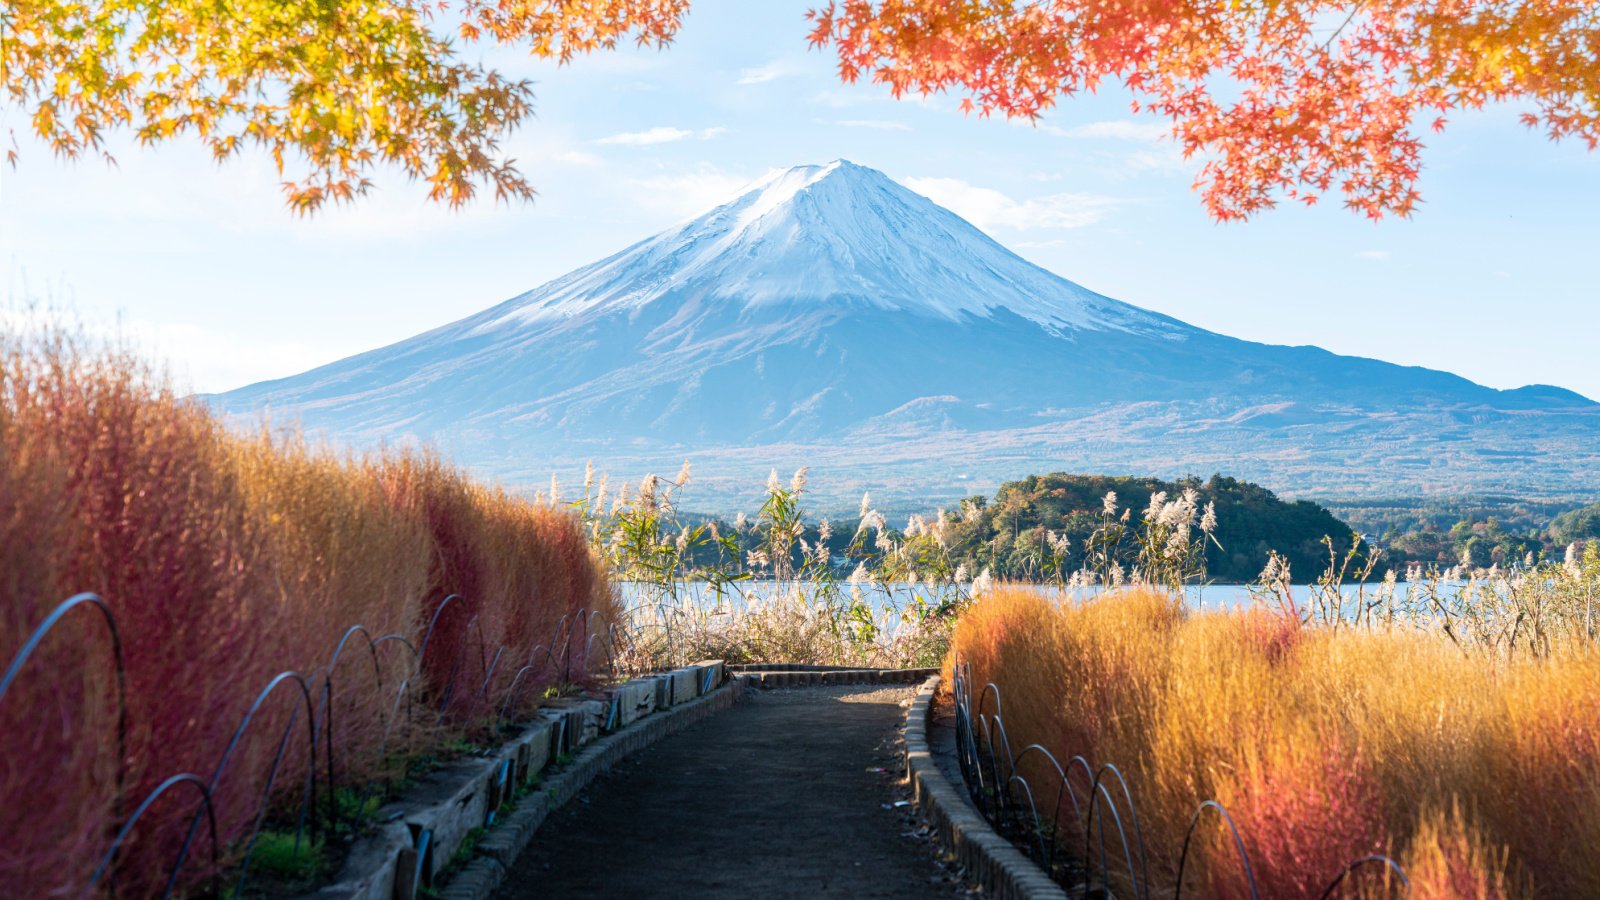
[947,587,1600,898]
[0,328,615,895]
[1215,736,1382,897]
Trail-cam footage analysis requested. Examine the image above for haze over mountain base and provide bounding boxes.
[464,402,1600,513]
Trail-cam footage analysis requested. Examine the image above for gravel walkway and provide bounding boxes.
[493,684,969,899]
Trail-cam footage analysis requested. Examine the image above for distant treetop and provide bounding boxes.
[944,471,1355,583]
[1552,499,1600,544]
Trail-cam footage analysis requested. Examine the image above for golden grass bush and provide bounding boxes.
[0,325,615,894]
[948,587,1600,898]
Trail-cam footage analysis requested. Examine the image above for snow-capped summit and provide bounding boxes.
[481,159,1173,336]
[215,161,1600,506]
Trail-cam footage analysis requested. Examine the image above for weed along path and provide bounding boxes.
[493,683,969,899]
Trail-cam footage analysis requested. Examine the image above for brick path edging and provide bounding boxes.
[904,676,1070,900]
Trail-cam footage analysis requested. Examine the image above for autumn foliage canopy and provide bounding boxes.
[1,0,690,212]
[808,0,1600,219]
[3,0,1596,219]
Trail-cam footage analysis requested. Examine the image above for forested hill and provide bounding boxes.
[946,473,1355,584]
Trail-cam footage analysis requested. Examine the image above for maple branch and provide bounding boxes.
[1320,1,1368,53]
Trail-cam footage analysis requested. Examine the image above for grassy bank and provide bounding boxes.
[581,467,971,672]
[0,326,614,893]
[950,586,1600,897]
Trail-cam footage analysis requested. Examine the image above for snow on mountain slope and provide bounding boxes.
[475,159,1180,336]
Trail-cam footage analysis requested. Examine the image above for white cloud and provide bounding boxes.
[736,61,799,85]
[596,126,727,146]
[834,119,912,132]
[1018,118,1172,142]
[507,128,608,168]
[0,301,347,394]
[1016,117,1196,178]
[1357,250,1391,261]
[626,164,772,219]
[1060,120,1172,141]
[1120,147,1194,175]
[809,89,865,108]
[539,149,603,167]
[809,88,944,111]
[138,321,349,394]
[903,177,1121,230]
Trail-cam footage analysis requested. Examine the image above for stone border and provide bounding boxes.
[739,666,937,688]
[730,663,929,672]
[432,677,745,899]
[903,676,1069,900]
[313,664,943,900]
[301,662,739,900]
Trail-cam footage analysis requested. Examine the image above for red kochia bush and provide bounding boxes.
[0,327,616,894]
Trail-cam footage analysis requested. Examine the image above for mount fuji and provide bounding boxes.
[216,160,1600,508]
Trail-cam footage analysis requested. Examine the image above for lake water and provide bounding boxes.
[617,580,1430,616]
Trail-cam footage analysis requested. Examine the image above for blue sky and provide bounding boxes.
[3,0,1597,398]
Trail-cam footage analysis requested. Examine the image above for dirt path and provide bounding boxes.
[493,684,969,899]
